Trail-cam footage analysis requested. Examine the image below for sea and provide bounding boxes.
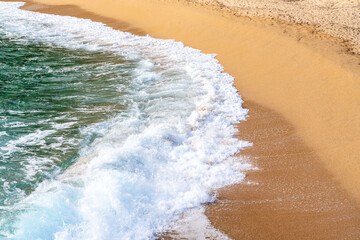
[0,2,251,239]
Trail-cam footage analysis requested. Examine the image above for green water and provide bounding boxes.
[0,34,136,207]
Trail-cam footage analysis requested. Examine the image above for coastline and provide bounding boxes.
[19,0,360,202]
[4,0,360,238]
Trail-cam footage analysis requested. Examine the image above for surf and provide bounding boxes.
[0,2,251,239]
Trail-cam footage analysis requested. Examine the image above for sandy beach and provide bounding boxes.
[5,0,360,238]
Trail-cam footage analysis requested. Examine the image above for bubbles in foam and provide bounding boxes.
[0,2,252,239]
[166,206,231,239]
[0,129,56,155]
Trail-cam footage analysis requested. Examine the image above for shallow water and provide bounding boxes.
[0,2,250,239]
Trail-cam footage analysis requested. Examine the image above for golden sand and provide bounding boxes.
[5,0,360,238]
[185,0,360,54]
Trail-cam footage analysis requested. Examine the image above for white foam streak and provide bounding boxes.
[167,206,231,240]
[0,129,56,155]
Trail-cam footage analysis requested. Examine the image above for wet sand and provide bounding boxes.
[5,0,360,238]
[207,100,360,239]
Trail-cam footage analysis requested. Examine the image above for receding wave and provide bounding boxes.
[0,2,251,239]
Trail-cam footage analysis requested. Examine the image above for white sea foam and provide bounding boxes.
[166,206,231,240]
[0,2,252,239]
[0,129,56,155]
[0,131,8,137]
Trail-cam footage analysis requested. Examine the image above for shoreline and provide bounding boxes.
[15,0,360,202]
[4,0,360,238]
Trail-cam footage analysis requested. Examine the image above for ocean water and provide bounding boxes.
[0,2,251,239]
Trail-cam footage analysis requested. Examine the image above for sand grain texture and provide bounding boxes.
[186,0,360,54]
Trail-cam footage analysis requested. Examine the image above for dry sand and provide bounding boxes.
[4,0,360,238]
[188,0,360,54]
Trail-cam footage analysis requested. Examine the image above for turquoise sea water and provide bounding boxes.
[0,35,136,204]
[0,2,250,239]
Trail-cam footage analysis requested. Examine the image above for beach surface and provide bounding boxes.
[5,0,360,238]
